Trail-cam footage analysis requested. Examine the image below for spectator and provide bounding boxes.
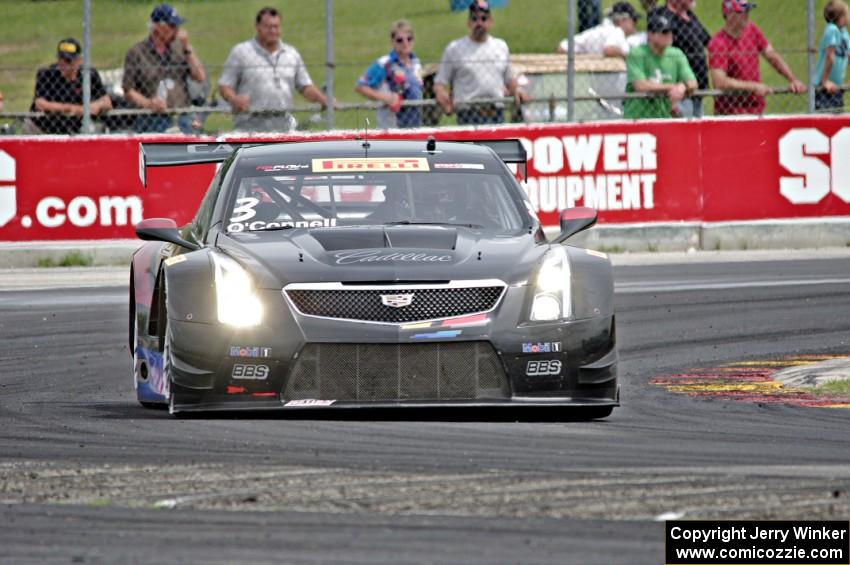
[578,0,602,33]
[355,20,423,129]
[219,6,331,133]
[649,0,710,117]
[26,38,112,134]
[815,0,850,112]
[123,3,205,133]
[557,2,642,58]
[624,14,697,119]
[434,0,528,125]
[0,91,4,111]
[708,0,805,115]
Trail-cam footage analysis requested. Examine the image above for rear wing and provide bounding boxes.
[138,142,264,188]
[138,138,528,187]
[451,138,527,180]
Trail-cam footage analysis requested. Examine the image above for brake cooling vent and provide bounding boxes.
[284,342,509,402]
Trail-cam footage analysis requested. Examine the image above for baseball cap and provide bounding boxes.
[150,3,186,26]
[469,0,491,14]
[647,13,673,33]
[608,2,642,21]
[722,0,757,16]
[57,38,81,60]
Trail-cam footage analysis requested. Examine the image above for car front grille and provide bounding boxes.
[284,342,510,402]
[284,283,505,324]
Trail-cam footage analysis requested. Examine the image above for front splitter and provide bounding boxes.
[170,394,619,414]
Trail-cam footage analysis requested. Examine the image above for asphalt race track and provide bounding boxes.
[1,253,850,564]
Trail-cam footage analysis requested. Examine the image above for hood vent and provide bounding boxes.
[309,226,457,252]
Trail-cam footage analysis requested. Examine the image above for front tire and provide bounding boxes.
[163,322,177,415]
[581,406,614,420]
[163,316,190,417]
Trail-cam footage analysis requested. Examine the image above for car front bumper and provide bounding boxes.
[165,286,617,413]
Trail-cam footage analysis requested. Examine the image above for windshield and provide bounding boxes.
[224,170,526,233]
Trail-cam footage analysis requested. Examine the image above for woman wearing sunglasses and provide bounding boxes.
[355,20,423,129]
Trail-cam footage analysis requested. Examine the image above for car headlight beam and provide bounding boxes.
[530,247,571,322]
[212,252,263,327]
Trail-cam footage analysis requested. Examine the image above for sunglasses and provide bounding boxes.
[393,35,414,44]
[469,14,490,22]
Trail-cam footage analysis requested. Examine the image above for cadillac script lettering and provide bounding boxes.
[334,250,453,265]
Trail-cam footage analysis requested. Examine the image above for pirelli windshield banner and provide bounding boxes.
[311,157,430,172]
[0,116,849,241]
[665,520,850,565]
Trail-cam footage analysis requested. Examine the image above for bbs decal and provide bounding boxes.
[526,360,562,376]
[231,364,270,380]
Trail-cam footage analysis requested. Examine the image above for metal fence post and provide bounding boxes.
[325,0,335,130]
[806,0,815,113]
[566,0,576,122]
[82,0,92,133]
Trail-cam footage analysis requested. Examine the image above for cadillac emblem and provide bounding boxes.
[380,293,414,308]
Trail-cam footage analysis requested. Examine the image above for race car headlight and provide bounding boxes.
[211,252,263,327]
[530,247,571,322]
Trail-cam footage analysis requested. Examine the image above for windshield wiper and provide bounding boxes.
[382,221,483,229]
[255,225,295,232]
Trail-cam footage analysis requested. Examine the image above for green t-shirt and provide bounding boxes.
[624,44,696,119]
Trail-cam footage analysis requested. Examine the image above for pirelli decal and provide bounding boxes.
[312,158,430,172]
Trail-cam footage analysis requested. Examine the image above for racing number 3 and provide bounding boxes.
[230,197,259,223]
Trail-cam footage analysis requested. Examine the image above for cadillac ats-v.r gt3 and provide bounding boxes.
[130,138,618,417]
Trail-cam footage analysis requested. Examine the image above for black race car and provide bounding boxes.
[130,138,617,417]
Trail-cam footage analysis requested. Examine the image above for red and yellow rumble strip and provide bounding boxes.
[650,355,850,409]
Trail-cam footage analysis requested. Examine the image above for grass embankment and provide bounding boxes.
[36,251,93,268]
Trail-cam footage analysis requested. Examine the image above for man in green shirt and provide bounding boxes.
[624,13,697,118]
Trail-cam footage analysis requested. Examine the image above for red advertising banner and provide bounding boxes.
[0,116,848,241]
[699,117,850,221]
[0,135,215,241]
[437,122,704,226]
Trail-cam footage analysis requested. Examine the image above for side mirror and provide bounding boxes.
[551,207,598,244]
[135,218,200,251]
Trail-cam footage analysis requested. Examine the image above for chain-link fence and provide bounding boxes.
[0,0,841,135]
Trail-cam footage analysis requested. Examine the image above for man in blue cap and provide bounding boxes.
[123,3,206,132]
